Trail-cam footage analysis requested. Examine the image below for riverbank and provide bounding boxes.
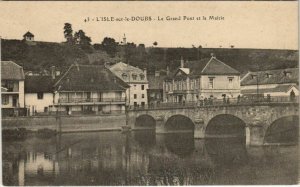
[2,114,126,132]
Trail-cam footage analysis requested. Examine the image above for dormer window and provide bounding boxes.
[132,74,137,80]
[284,71,291,77]
[140,74,145,80]
[122,73,128,79]
[265,73,273,78]
[251,74,257,79]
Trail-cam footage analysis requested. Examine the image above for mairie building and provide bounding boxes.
[163,56,241,102]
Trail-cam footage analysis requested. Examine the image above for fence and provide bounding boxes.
[130,95,299,110]
[58,97,126,103]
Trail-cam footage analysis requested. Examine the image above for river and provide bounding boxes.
[2,131,298,185]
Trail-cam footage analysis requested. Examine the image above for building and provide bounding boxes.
[240,68,299,97]
[25,76,55,115]
[1,61,26,116]
[23,31,34,41]
[52,64,129,114]
[147,70,167,106]
[110,62,149,107]
[163,56,241,102]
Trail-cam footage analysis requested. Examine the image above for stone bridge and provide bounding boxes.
[127,103,299,146]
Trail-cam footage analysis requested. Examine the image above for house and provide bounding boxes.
[1,61,26,116]
[25,76,54,115]
[240,68,299,97]
[110,62,149,107]
[23,31,34,41]
[52,64,129,114]
[163,56,241,102]
[147,70,167,106]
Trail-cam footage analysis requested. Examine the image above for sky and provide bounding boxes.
[0,1,298,49]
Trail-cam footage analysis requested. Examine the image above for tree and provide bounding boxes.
[74,30,91,46]
[64,23,74,44]
[100,37,118,57]
[153,41,158,47]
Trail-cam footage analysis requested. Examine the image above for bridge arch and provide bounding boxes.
[205,114,246,140]
[264,115,299,144]
[135,114,156,129]
[165,115,195,132]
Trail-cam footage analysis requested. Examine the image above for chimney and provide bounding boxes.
[166,66,170,76]
[180,56,184,68]
[50,66,56,79]
[211,53,215,58]
[143,68,147,80]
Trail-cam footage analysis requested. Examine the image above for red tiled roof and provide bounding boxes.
[241,68,299,86]
[54,64,129,91]
[1,61,25,80]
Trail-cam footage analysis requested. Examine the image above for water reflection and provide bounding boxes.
[164,133,195,158]
[2,131,298,185]
[205,137,248,167]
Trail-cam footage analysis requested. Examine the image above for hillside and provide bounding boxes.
[1,39,298,74]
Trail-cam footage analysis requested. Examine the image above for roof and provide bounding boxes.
[241,68,299,86]
[109,62,148,83]
[25,76,54,93]
[241,85,299,94]
[179,68,190,75]
[165,57,240,81]
[201,57,240,75]
[23,31,34,37]
[1,61,25,80]
[147,74,167,89]
[54,64,129,92]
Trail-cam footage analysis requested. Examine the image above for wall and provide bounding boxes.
[19,80,25,107]
[2,114,126,132]
[128,83,148,106]
[200,75,240,98]
[25,93,53,113]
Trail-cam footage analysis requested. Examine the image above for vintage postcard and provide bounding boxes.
[0,1,298,186]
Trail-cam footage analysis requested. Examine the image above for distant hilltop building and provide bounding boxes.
[23,31,34,41]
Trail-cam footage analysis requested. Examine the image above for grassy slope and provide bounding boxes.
[1,39,298,74]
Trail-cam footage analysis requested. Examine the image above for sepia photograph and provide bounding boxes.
[0,1,299,185]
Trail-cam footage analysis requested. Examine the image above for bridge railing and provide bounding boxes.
[130,96,298,110]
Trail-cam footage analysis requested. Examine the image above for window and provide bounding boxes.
[132,74,137,80]
[228,77,233,88]
[37,92,44,100]
[209,78,214,89]
[122,73,128,80]
[2,95,9,105]
[142,94,145,98]
[134,85,137,90]
[134,94,137,99]
[141,102,145,106]
[141,85,144,90]
[140,74,145,80]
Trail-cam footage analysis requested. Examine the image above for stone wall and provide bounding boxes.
[2,114,126,132]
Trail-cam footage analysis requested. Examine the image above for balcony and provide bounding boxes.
[56,97,126,105]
